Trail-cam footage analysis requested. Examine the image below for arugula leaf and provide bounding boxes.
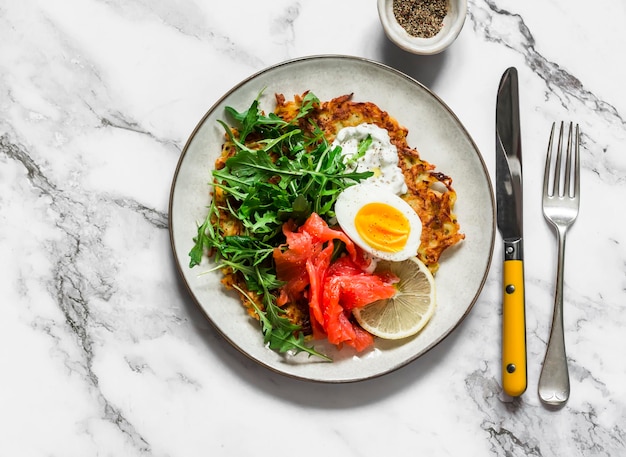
[189,199,219,268]
[225,99,260,142]
[345,134,373,168]
[190,92,372,360]
[293,92,320,120]
[234,282,331,361]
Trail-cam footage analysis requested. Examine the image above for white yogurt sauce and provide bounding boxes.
[332,123,408,195]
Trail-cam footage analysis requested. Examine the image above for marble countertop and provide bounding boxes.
[2,1,625,455]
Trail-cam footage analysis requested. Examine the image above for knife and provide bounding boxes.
[495,67,527,397]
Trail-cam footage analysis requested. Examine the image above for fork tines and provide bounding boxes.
[544,122,580,199]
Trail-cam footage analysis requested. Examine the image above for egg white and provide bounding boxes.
[334,183,422,262]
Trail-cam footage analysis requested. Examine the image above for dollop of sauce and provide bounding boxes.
[332,123,408,195]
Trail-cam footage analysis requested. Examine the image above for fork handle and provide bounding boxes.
[538,227,570,407]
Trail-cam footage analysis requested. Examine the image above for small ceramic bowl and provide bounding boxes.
[378,0,467,55]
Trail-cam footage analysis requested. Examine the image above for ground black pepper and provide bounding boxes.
[393,0,449,39]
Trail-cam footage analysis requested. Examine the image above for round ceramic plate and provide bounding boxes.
[169,55,495,383]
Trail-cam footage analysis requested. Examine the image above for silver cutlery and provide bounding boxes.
[495,67,528,397]
[538,121,580,407]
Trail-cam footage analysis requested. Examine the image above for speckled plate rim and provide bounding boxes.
[169,55,495,383]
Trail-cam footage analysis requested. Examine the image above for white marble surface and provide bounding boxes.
[1,0,625,455]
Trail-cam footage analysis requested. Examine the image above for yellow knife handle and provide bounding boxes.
[502,259,527,396]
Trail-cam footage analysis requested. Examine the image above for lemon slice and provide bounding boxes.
[353,257,436,340]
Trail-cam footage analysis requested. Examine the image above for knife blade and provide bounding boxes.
[495,67,527,397]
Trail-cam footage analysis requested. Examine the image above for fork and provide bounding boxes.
[538,121,580,407]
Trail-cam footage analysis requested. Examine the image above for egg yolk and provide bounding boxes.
[354,202,411,253]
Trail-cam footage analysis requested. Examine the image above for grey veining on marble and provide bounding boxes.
[1,1,625,456]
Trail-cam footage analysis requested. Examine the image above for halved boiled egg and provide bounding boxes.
[334,183,422,262]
